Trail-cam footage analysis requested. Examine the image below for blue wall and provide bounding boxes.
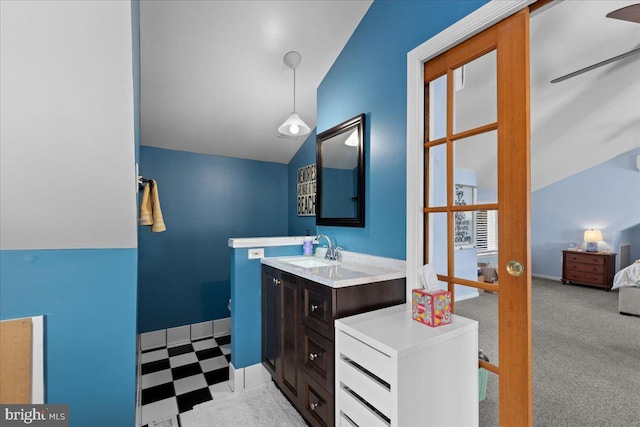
[315,0,489,260]
[0,249,137,427]
[288,130,318,236]
[230,245,302,369]
[532,147,640,278]
[138,147,289,332]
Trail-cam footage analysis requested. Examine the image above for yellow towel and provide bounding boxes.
[139,183,153,226]
[139,180,166,232]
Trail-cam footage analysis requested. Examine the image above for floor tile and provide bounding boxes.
[192,338,215,352]
[176,388,212,413]
[215,335,231,346]
[174,374,207,396]
[172,362,203,381]
[140,397,178,426]
[141,382,175,406]
[141,348,169,364]
[220,343,231,355]
[169,352,198,368]
[178,410,197,427]
[199,355,228,373]
[209,381,233,399]
[224,354,231,363]
[142,359,171,375]
[204,367,229,386]
[167,343,194,357]
[196,347,223,361]
[141,369,173,390]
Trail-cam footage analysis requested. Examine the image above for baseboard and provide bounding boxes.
[139,317,231,351]
[229,362,271,392]
[455,290,480,302]
[533,274,562,281]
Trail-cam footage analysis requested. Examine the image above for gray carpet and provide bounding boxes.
[455,278,640,427]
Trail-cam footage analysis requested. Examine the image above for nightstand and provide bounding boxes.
[561,250,617,291]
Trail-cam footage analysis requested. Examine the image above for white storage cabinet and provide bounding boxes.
[335,304,479,426]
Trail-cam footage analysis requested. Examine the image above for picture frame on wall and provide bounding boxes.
[454,184,476,249]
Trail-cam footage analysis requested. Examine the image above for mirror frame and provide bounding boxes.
[316,113,365,227]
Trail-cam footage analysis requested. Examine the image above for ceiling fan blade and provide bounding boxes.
[550,47,640,83]
[606,3,640,23]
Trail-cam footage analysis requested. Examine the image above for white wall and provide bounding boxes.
[0,0,137,250]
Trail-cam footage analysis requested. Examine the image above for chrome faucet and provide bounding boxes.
[315,234,342,261]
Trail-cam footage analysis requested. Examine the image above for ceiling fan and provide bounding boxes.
[551,3,640,83]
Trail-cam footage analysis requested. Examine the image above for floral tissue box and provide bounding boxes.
[412,288,452,327]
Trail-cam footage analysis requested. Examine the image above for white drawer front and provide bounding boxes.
[338,331,392,384]
[339,358,391,419]
[339,413,358,427]
[339,387,389,427]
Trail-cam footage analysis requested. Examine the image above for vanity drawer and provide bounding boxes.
[302,327,334,390]
[303,280,333,338]
[301,374,333,427]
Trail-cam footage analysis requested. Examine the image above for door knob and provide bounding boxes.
[506,260,524,277]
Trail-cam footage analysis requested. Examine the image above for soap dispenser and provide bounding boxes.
[303,229,313,256]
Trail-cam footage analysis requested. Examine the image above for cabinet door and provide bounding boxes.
[262,267,280,378]
[280,274,301,401]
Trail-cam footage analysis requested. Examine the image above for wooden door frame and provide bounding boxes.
[406,0,538,424]
[406,0,537,296]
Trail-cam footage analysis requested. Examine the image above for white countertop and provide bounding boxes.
[261,251,406,288]
[335,303,478,359]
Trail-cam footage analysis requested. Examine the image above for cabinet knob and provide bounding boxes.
[273,278,281,285]
[309,353,318,361]
[310,402,319,411]
[310,304,318,312]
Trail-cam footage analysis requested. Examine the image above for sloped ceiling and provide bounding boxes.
[140,1,640,188]
[530,0,640,191]
[139,0,372,164]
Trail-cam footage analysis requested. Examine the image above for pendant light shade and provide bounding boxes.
[278,112,310,136]
[279,51,311,137]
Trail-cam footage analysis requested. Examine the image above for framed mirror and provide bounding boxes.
[316,114,365,227]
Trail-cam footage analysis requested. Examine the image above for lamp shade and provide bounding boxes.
[278,113,311,137]
[584,229,602,242]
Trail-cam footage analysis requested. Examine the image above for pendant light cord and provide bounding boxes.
[293,68,296,112]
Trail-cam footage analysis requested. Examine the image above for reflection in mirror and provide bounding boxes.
[316,114,365,227]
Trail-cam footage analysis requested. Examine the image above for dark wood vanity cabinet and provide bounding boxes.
[262,264,405,427]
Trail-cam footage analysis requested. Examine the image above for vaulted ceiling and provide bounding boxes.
[139,1,640,190]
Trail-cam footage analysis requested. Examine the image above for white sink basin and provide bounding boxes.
[283,257,337,268]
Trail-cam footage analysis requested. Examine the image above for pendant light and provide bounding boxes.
[278,51,311,137]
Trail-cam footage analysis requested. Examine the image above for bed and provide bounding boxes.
[612,261,640,316]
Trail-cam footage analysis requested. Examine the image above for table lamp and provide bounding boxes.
[584,229,602,252]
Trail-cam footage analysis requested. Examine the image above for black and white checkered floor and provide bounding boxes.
[139,335,232,427]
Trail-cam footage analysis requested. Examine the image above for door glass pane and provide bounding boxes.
[453,209,499,283]
[426,143,447,207]
[428,74,447,141]
[455,286,499,367]
[480,372,499,425]
[425,212,448,277]
[453,130,497,204]
[453,50,497,134]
